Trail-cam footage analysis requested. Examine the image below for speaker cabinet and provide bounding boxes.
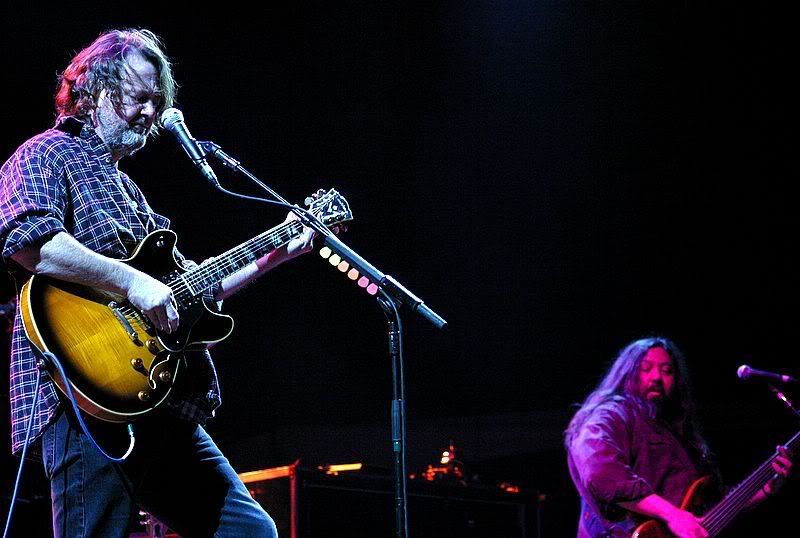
[240,463,537,538]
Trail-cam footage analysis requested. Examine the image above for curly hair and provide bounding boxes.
[54,29,177,134]
[565,336,710,458]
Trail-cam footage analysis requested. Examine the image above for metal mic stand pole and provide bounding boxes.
[378,293,408,538]
[199,140,447,538]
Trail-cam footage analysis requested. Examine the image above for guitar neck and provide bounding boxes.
[174,219,304,296]
[701,429,800,536]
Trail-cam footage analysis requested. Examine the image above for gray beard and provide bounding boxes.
[114,132,146,155]
[96,108,148,158]
[105,126,147,157]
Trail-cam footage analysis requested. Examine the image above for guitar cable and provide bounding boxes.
[2,364,42,538]
[41,350,137,463]
[2,350,137,537]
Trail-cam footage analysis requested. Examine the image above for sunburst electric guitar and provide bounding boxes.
[20,189,352,422]
[632,430,798,537]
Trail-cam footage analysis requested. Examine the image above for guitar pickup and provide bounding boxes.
[108,301,141,344]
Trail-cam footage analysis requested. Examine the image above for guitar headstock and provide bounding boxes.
[306,189,353,228]
[307,189,375,294]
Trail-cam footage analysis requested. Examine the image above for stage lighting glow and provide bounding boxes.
[318,462,363,475]
[366,283,378,295]
[337,261,349,272]
[348,269,360,280]
[329,254,341,265]
[319,247,332,258]
[358,276,370,288]
[238,465,293,483]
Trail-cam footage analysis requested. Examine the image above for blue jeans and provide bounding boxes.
[41,410,277,538]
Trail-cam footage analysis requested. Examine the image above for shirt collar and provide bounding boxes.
[56,116,115,164]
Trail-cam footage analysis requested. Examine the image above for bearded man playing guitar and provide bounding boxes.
[565,337,793,538]
[0,29,322,537]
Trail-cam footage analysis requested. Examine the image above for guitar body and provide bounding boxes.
[18,188,353,423]
[631,476,716,537]
[20,229,234,422]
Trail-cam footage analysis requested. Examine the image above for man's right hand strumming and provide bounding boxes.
[124,271,179,334]
[620,494,707,538]
[664,507,708,538]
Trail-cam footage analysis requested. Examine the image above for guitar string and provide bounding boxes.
[174,223,296,291]
[703,461,774,533]
[173,219,306,294]
[165,221,303,299]
[706,429,799,533]
[706,449,794,533]
[115,221,304,321]
[177,227,301,300]
[115,197,343,328]
[169,194,340,295]
[705,472,764,532]
[702,430,800,533]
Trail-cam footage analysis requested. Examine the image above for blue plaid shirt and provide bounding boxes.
[0,117,221,456]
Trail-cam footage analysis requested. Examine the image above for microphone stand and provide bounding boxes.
[767,384,800,421]
[197,140,448,538]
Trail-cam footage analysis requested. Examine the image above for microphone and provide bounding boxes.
[160,108,219,186]
[737,364,797,385]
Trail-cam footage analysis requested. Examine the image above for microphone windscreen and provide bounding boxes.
[736,364,751,379]
[160,108,184,130]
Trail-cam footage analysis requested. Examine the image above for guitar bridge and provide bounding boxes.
[108,301,141,344]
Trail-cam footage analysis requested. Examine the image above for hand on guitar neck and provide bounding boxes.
[749,445,792,505]
[215,190,347,301]
[279,188,347,260]
[629,445,793,537]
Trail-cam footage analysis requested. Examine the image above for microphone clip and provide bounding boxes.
[198,141,240,170]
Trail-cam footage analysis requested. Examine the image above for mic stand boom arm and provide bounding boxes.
[198,140,448,330]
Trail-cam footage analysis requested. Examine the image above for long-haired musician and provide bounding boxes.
[565,337,792,538]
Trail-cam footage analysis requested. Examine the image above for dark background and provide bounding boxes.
[2,1,799,535]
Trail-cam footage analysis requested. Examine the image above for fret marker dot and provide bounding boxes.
[358,277,370,288]
[337,261,349,272]
[329,254,341,266]
[347,269,360,280]
[319,247,332,258]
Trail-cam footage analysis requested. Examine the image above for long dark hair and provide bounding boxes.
[54,29,177,134]
[565,337,709,458]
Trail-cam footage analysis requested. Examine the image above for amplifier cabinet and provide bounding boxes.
[240,464,538,538]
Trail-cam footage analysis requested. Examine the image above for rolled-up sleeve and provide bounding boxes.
[569,403,654,505]
[0,141,67,264]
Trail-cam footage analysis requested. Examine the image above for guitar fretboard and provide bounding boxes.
[701,429,799,535]
[169,220,304,301]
